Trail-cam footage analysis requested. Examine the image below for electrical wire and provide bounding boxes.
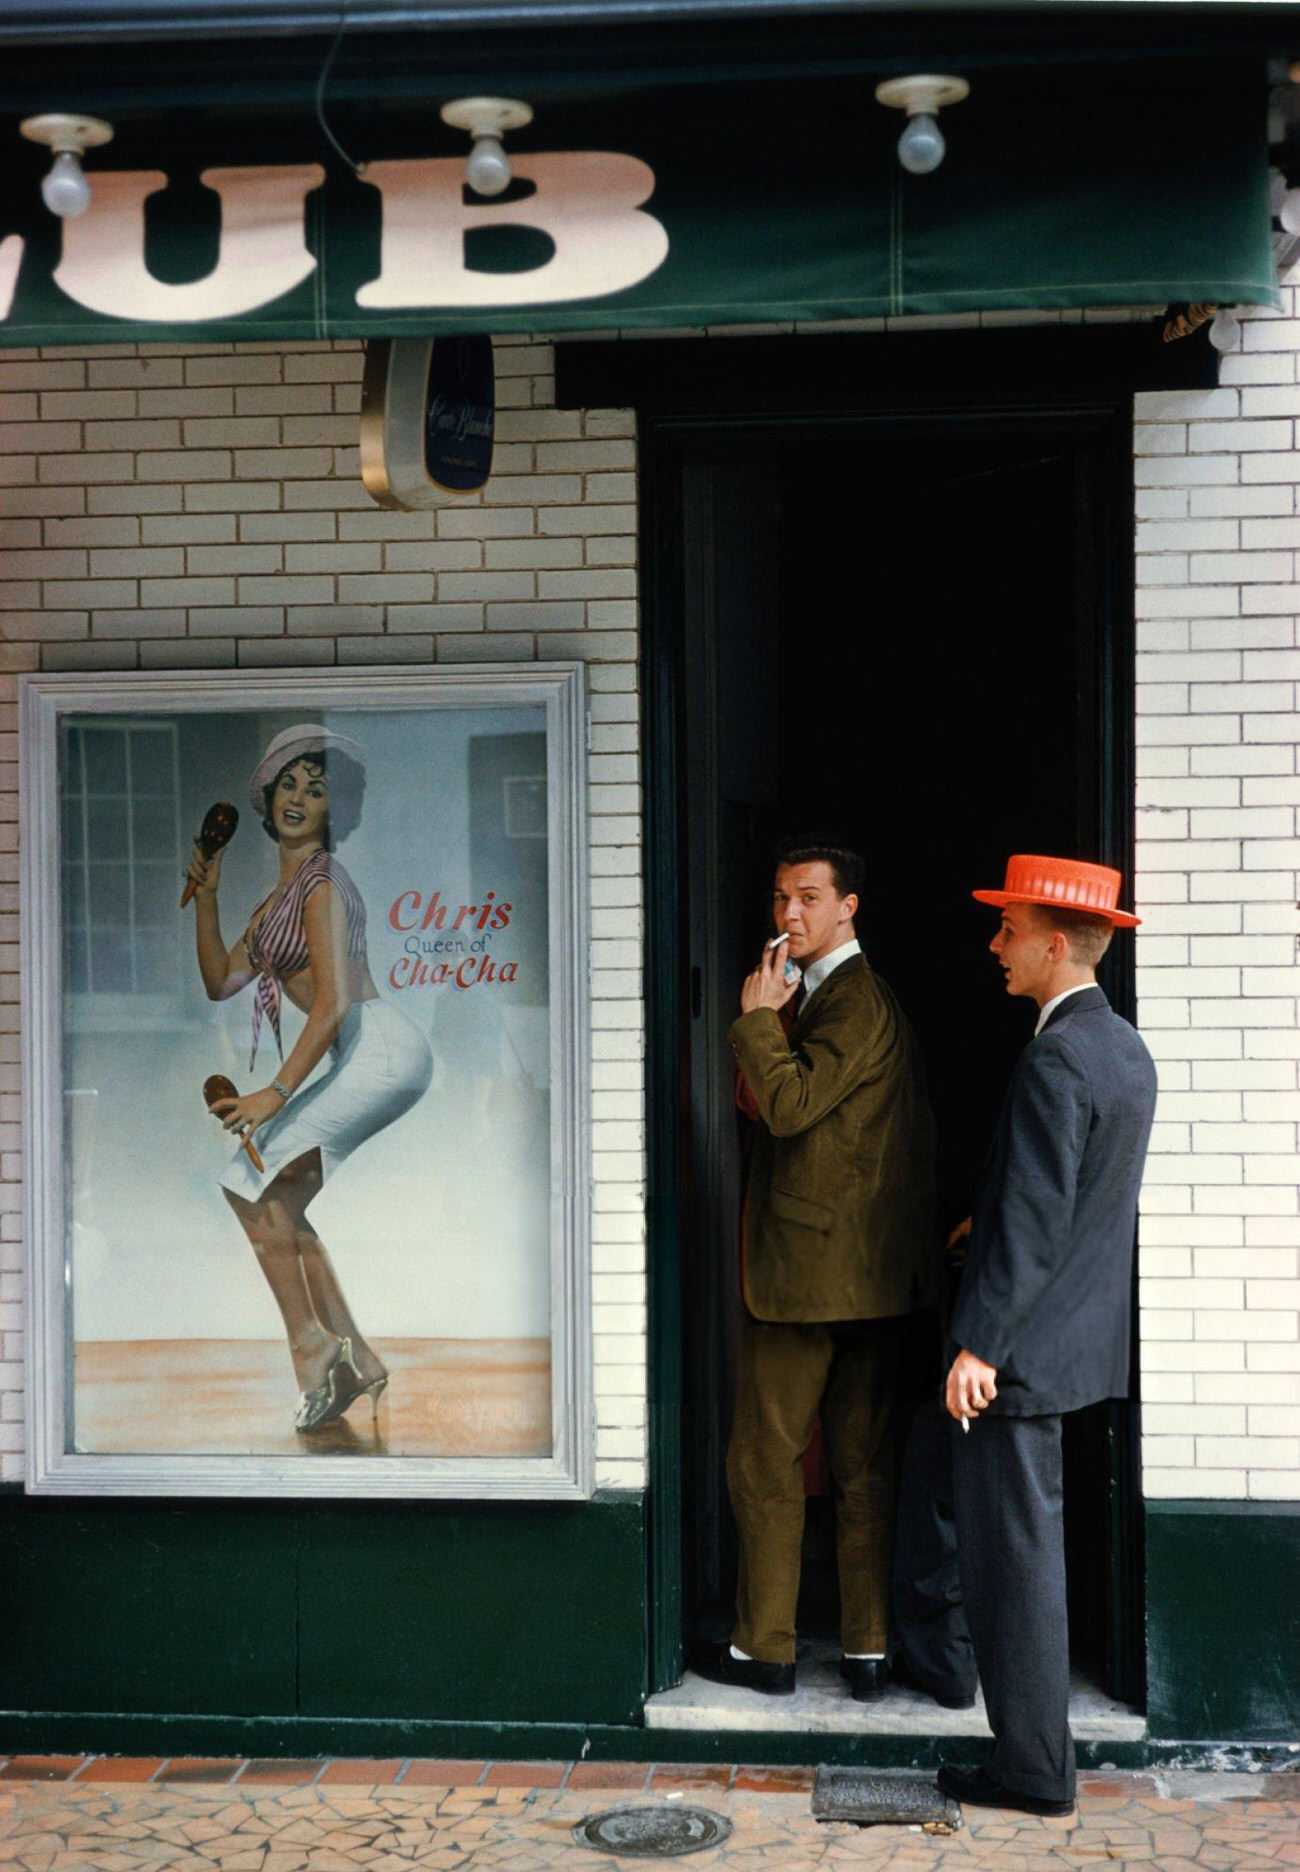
[314,0,364,176]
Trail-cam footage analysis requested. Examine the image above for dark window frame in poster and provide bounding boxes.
[20,664,592,1500]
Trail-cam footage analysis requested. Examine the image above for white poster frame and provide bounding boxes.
[20,664,592,1500]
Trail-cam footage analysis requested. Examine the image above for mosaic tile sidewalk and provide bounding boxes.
[0,1761,1297,1871]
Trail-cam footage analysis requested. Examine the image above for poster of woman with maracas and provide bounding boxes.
[184,725,432,1435]
[41,674,572,1497]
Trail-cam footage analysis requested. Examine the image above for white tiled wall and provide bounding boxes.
[0,337,647,1490]
[1135,286,1300,1504]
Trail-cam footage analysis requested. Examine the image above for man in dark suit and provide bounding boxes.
[693,841,940,1699]
[935,855,1157,1817]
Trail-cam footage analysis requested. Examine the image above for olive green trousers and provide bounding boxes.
[727,1312,904,1664]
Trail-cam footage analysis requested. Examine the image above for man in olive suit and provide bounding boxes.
[694,842,939,1699]
[936,856,1157,1818]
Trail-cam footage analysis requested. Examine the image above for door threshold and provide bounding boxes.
[646,1645,1144,1739]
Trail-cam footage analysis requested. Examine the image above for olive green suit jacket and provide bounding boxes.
[729,954,940,1324]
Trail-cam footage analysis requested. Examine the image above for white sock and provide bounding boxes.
[733,1643,885,1662]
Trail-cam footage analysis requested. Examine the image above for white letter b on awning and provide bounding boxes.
[356,152,668,309]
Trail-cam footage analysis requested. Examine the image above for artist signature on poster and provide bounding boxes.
[387,885,520,991]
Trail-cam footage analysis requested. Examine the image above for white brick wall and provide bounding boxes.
[5,303,1298,1511]
[0,337,646,1490]
[1135,285,1300,1504]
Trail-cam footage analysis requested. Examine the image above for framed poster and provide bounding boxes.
[20,665,591,1499]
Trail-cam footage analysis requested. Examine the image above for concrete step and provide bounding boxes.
[645,1646,1145,1740]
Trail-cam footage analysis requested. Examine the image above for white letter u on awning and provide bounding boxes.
[54,165,325,322]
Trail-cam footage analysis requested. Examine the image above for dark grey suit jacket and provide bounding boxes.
[950,985,1158,1418]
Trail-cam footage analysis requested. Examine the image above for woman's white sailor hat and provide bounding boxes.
[248,724,367,814]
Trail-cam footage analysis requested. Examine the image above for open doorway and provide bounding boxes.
[653,407,1140,1709]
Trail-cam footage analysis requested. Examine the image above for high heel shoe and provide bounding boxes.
[293,1336,359,1434]
[318,1360,388,1433]
[360,1372,388,1430]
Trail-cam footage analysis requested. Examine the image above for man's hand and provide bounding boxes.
[946,1215,972,1267]
[945,1348,998,1422]
[740,939,801,1016]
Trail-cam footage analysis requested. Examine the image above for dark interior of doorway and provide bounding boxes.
[676,415,1138,1704]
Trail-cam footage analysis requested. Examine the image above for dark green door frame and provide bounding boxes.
[640,419,689,1694]
[642,410,1142,1698]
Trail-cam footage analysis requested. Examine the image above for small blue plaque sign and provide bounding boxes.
[424,335,495,494]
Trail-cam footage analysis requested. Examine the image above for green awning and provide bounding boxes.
[0,57,1275,344]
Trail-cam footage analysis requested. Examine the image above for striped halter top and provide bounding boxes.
[244,850,368,1070]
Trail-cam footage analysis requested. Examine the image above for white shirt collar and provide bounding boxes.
[801,937,862,1001]
[1034,981,1095,1037]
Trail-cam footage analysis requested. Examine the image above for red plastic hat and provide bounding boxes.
[973,854,1140,928]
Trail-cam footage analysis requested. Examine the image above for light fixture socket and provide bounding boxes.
[875,75,970,118]
[440,97,534,142]
[20,112,114,156]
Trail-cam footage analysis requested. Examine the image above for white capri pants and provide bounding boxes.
[220,996,433,1204]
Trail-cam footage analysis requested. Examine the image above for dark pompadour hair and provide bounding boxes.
[775,838,864,901]
[261,749,366,849]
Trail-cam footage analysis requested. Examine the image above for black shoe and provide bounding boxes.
[690,1641,796,1696]
[838,1656,888,1701]
[936,1764,1075,1817]
[890,1651,977,1712]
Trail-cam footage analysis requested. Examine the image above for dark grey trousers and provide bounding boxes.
[892,1399,977,1702]
[953,1411,1075,1804]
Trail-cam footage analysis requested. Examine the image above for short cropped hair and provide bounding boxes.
[776,838,864,902]
[1029,902,1114,968]
[261,750,366,849]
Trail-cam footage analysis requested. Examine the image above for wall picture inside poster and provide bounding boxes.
[23,667,589,1499]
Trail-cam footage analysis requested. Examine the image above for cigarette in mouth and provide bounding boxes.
[766,933,790,950]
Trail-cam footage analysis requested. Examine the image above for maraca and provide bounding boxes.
[203,1073,265,1175]
[181,801,239,908]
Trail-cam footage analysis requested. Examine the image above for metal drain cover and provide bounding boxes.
[573,1804,733,1857]
[813,1768,962,1830]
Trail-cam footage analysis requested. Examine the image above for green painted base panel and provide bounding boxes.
[1146,1501,1300,1744]
[5,1493,1299,1764]
[0,1489,647,1733]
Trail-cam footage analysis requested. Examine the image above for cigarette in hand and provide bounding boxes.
[961,1415,971,1433]
[766,933,789,950]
